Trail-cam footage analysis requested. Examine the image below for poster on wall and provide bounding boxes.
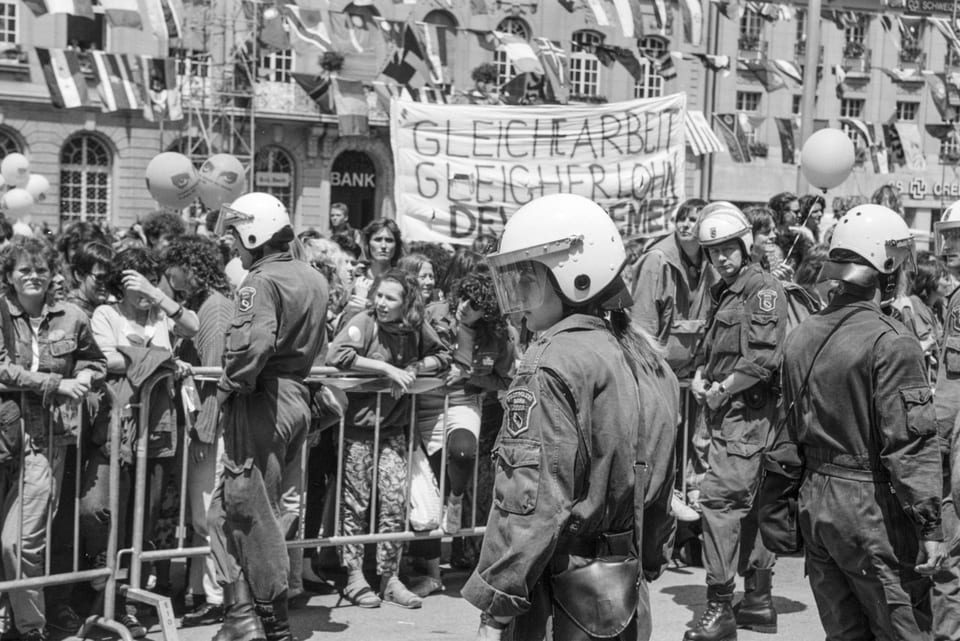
[390,94,686,245]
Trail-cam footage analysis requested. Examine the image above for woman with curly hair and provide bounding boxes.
[408,270,516,597]
[160,236,235,626]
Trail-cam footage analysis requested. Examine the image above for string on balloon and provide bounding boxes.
[780,189,825,269]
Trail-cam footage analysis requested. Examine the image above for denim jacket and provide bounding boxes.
[0,296,106,444]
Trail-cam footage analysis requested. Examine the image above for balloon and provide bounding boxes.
[145,152,200,209]
[198,154,246,209]
[0,188,34,217]
[1,153,30,187]
[800,129,856,190]
[24,174,50,203]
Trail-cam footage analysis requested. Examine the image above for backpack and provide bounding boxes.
[781,282,822,336]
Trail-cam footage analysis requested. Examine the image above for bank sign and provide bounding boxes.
[390,94,686,245]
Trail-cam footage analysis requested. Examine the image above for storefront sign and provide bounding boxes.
[331,171,375,187]
[255,172,291,188]
[888,0,957,15]
[391,95,686,245]
[892,178,960,200]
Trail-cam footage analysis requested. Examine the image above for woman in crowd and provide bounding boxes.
[338,219,404,328]
[407,270,516,597]
[398,253,439,305]
[797,193,826,242]
[326,269,450,610]
[0,236,106,641]
[159,236,235,627]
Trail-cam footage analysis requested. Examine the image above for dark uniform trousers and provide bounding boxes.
[800,467,933,641]
[932,473,960,641]
[700,393,776,590]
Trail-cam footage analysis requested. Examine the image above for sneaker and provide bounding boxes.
[120,613,147,639]
[47,604,82,633]
[19,629,47,641]
[180,602,224,628]
[672,490,700,522]
[442,495,463,534]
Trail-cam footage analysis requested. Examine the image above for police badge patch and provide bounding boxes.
[952,306,960,333]
[505,387,537,437]
[757,289,777,312]
[237,286,256,313]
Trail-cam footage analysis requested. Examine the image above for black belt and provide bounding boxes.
[806,458,877,482]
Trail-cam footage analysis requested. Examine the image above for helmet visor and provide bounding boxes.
[214,203,254,239]
[935,220,960,257]
[487,259,550,315]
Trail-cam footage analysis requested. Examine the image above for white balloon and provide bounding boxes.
[0,188,34,217]
[24,174,50,203]
[0,153,30,187]
[800,129,856,190]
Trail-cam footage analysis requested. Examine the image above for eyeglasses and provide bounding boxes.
[88,272,110,284]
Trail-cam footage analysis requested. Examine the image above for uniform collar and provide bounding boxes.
[823,293,880,314]
[535,314,606,342]
[711,262,761,298]
[249,251,292,271]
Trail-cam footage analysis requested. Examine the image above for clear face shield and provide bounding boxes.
[214,203,254,240]
[485,237,578,315]
[935,220,960,259]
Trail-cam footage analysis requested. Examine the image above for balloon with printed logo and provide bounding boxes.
[24,174,50,203]
[197,154,246,209]
[800,128,856,190]
[1,153,30,187]
[0,188,34,217]
[145,152,200,209]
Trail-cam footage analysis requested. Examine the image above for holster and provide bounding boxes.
[550,531,641,640]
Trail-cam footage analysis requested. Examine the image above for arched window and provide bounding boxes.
[634,36,665,98]
[0,128,22,161]
[423,9,457,28]
[494,17,530,87]
[60,134,111,227]
[571,30,603,97]
[254,146,295,213]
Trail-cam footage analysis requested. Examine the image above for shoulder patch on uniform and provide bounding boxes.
[237,286,256,313]
[757,288,778,313]
[952,306,960,333]
[348,325,362,342]
[505,387,537,437]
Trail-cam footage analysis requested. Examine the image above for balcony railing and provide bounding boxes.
[899,46,926,69]
[842,45,871,76]
[738,36,768,60]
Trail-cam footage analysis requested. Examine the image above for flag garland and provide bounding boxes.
[36,47,89,109]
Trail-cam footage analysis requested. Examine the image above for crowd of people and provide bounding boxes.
[0,180,953,641]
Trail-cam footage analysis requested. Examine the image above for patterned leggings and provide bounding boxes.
[339,434,407,575]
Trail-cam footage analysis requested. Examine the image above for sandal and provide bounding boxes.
[382,578,423,609]
[343,584,381,609]
[409,576,445,599]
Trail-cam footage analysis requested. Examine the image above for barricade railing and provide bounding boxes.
[0,386,132,641]
[122,366,488,641]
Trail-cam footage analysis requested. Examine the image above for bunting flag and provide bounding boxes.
[691,52,731,71]
[606,0,643,38]
[894,122,927,170]
[651,0,667,28]
[468,28,498,52]
[685,110,725,155]
[559,0,576,11]
[774,117,798,163]
[375,17,405,51]
[327,10,372,54]
[91,51,142,111]
[714,113,751,162]
[282,5,332,54]
[838,116,874,152]
[712,0,733,20]
[737,58,785,91]
[36,48,89,109]
[881,67,923,83]
[883,123,906,169]
[639,41,676,80]
[833,64,846,98]
[533,37,569,104]
[612,46,643,80]
[898,15,926,42]
[470,0,489,14]
[773,59,802,84]
[584,0,611,27]
[293,71,333,112]
[408,86,448,104]
[100,0,142,28]
[927,73,959,122]
[332,77,369,136]
[140,0,183,44]
[868,123,888,175]
[22,0,94,19]
[679,0,703,45]
[500,72,544,105]
[930,17,960,56]
[926,123,953,140]
[259,6,290,50]
[415,22,451,85]
[493,32,544,75]
[141,56,182,121]
[380,24,431,89]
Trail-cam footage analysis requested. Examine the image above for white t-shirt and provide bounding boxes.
[91,304,173,361]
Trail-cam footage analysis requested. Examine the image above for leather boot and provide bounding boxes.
[733,569,777,633]
[212,582,266,641]
[255,592,291,641]
[683,585,737,641]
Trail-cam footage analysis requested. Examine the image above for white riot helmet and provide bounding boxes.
[935,200,960,258]
[820,204,915,286]
[485,194,630,315]
[215,192,293,250]
[697,201,753,255]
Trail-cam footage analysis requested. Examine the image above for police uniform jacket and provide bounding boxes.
[461,314,644,618]
[935,286,960,449]
[699,263,785,388]
[629,233,718,375]
[782,295,943,541]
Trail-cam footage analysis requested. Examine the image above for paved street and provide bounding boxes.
[154,554,821,641]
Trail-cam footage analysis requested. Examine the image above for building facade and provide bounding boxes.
[0,0,955,236]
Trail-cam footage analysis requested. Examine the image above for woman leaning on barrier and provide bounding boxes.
[463,194,679,641]
[0,236,107,641]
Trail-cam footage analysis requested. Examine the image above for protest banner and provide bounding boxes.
[390,94,686,245]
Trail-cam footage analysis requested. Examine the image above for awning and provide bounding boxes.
[685,109,726,156]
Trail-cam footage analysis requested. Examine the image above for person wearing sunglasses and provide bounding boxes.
[66,242,115,318]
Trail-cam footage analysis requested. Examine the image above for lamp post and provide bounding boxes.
[796,0,822,192]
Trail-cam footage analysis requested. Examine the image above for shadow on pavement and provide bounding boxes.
[659,583,808,627]
[291,604,349,634]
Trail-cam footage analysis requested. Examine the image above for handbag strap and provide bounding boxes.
[771,306,868,445]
